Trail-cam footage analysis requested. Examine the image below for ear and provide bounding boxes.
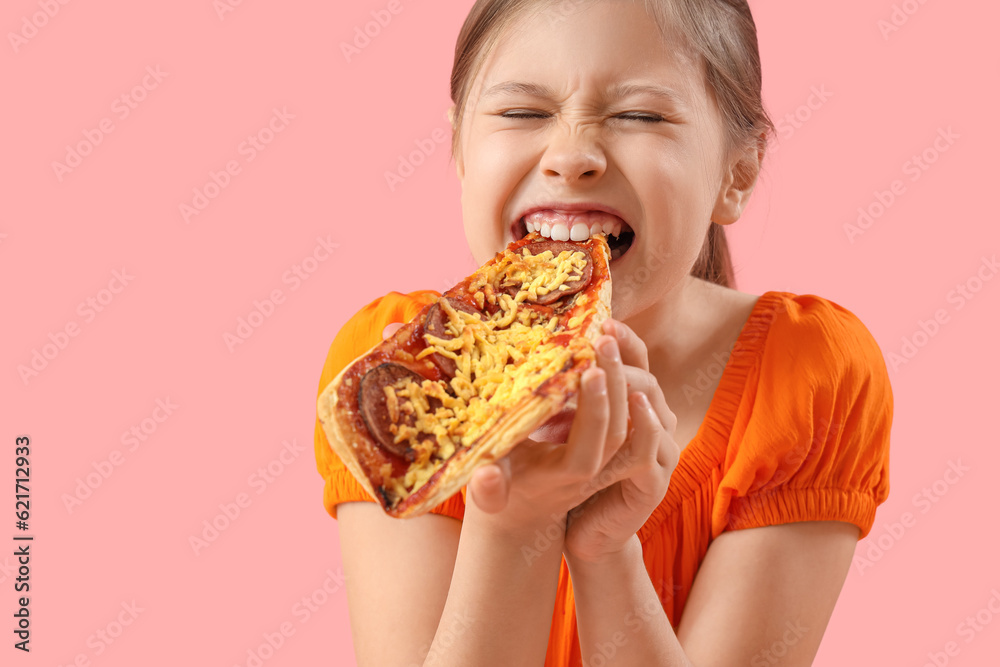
[447,104,465,182]
[711,133,765,225]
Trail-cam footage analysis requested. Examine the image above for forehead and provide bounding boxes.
[471,0,705,102]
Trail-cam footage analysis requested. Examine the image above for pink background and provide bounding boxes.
[3,1,998,665]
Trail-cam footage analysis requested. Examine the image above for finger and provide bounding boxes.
[602,319,649,371]
[585,392,674,498]
[596,335,629,456]
[564,366,610,479]
[382,322,403,340]
[468,459,511,514]
[620,367,677,436]
[628,392,676,482]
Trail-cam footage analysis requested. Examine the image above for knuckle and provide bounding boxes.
[647,439,662,465]
[663,406,678,432]
[663,441,680,469]
[608,426,629,449]
[569,456,602,482]
[577,462,601,485]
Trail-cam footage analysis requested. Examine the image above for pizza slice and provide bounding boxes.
[317,231,612,518]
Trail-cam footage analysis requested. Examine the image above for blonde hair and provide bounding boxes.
[448,0,774,288]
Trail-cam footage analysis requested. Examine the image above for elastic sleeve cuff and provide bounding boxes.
[723,486,879,540]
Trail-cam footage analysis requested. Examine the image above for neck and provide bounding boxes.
[622,275,709,380]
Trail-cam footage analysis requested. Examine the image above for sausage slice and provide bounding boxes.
[423,298,481,376]
[358,363,439,460]
[506,241,593,305]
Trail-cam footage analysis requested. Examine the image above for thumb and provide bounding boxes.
[469,459,511,514]
[382,322,404,339]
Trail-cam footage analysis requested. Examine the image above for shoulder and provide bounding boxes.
[315,289,441,397]
[755,291,891,396]
[713,291,894,539]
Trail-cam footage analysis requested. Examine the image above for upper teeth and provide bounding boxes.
[523,210,624,241]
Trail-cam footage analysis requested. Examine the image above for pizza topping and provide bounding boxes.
[423,298,483,377]
[360,238,601,502]
[358,363,441,460]
[496,242,592,305]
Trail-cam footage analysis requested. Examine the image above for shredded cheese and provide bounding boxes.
[381,244,595,502]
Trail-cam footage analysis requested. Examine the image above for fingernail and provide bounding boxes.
[600,337,620,362]
[587,369,607,393]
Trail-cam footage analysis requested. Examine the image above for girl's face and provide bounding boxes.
[454,0,755,321]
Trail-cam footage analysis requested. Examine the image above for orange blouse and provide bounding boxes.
[313,289,893,666]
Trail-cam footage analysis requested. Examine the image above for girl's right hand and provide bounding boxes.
[466,334,631,529]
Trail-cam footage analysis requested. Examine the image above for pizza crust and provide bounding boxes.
[317,233,612,518]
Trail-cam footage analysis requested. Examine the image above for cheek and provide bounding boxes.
[461,132,538,260]
[472,131,538,181]
[621,139,716,213]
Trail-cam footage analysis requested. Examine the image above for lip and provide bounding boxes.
[508,201,630,242]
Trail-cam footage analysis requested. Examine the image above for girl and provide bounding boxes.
[314,1,893,665]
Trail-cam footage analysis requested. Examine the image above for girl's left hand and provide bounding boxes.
[562,319,681,565]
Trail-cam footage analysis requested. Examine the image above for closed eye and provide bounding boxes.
[498,110,665,123]
[615,113,664,124]
[499,110,549,120]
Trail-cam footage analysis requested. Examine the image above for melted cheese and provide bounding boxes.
[384,245,595,501]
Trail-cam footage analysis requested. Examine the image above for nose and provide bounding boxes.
[539,123,607,184]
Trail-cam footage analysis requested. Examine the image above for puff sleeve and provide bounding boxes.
[711,295,893,540]
[313,290,468,521]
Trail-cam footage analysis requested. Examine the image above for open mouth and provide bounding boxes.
[512,210,636,261]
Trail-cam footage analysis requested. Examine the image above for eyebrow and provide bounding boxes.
[481,80,687,107]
